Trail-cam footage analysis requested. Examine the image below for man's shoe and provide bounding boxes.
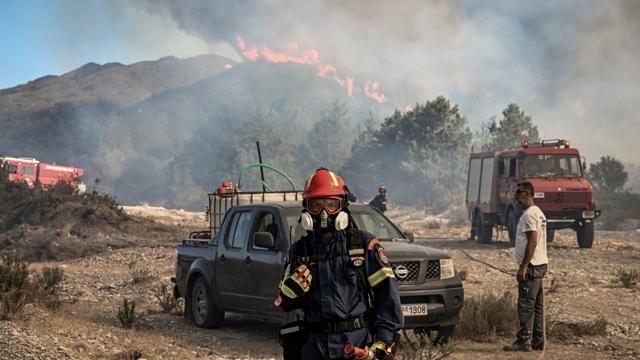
[503,341,532,352]
[531,341,545,351]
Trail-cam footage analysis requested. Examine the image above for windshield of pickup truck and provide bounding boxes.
[284,206,404,241]
[523,154,583,178]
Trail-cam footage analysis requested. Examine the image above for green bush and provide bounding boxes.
[156,284,180,313]
[117,299,142,329]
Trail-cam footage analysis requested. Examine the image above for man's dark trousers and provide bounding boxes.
[517,264,547,344]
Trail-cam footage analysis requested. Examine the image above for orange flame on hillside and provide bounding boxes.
[235,36,382,102]
[364,81,386,103]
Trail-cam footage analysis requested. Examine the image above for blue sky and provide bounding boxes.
[0,0,236,89]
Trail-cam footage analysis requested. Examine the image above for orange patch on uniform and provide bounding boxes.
[367,239,381,251]
[377,247,389,264]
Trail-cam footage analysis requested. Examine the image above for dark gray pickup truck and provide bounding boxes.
[173,194,464,340]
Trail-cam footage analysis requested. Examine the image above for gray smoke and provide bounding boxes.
[137,0,640,164]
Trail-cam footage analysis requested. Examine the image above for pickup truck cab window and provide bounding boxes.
[251,212,279,251]
[225,211,252,250]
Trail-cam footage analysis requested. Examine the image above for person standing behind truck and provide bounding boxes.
[504,181,548,352]
[369,184,388,213]
[277,168,403,359]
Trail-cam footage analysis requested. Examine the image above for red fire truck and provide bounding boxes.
[1,155,86,192]
[465,139,600,248]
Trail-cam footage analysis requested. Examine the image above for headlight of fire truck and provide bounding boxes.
[440,258,455,279]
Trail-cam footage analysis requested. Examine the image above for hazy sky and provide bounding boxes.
[0,0,236,89]
[1,0,638,163]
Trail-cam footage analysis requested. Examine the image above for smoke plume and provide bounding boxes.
[138,0,640,163]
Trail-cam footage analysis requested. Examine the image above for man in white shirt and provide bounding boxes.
[504,181,548,352]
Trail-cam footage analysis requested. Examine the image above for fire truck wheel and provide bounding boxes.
[475,212,493,244]
[577,221,594,249]
[506,211,517,246]
[546,228,555,243]
[191,277,225,328]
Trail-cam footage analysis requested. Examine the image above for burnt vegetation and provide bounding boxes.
[0,167,179,261]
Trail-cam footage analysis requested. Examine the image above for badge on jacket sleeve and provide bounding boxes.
[377,247,389,264]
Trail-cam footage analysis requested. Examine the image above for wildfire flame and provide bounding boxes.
[235,36,383,102]
[363,81,386,103]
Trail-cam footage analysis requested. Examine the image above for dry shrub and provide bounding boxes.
[33,267,65,292]
[33,266,65,309]
[117,299,142,328]
[1,258,69,318]
[127,261,152,284]
[0,256,33,320]
[399,330,454,360]
[156,284,180,313]
[113,348,143,360]
[548,316,608,341]
[613,268,640,288]
[454,291,517,342]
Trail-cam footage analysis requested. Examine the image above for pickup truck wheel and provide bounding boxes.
[546,227,555,243]
[576,221,594,249]
[414,325,455,345]
[191,277,224,328]
[506,210,517,246]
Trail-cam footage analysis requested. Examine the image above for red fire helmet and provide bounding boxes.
[303,168,347,200]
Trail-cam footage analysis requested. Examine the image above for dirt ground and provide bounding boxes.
[1,206,639,359]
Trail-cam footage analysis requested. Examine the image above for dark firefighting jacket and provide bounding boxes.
[280,229,404,359]
[369,194,387,213]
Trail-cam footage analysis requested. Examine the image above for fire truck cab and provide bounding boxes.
[1,155,85,191]
[465,139,600,248]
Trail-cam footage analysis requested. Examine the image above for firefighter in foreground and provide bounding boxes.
[369,184,387,213]
[278,168,403,359]
[504,181,548,352]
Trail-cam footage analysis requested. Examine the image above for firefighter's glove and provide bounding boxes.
[280,264,312,299]
[366,340,394,360]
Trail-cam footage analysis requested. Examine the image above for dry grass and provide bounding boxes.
[127,261,152,284]
[612,268,640,288]
[454,291,517,342]
[399,330,455,360]
[548,316,608,341]
[122,205,206,227]
[112,348,143,360]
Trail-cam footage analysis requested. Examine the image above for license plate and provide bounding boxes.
[401,304,428,317]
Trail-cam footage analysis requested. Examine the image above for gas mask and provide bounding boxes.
[300,210,349,232]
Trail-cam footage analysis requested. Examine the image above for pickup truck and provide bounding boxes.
[173,191,464,341]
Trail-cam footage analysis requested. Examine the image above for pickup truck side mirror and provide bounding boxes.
[253,232,276,249]
[404,231,415,243]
